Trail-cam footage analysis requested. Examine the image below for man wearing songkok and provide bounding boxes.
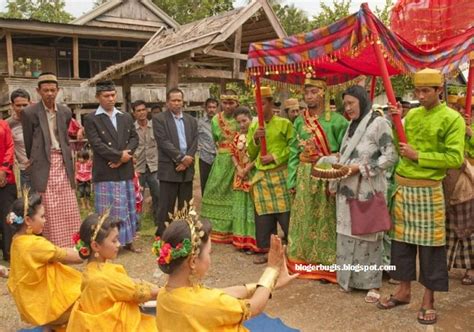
[84,80,140,252]
[247,86,293,264]
[21,73,81,247]
[378,69,465,325]
[200,90,240,243]
[443,95,474,286]
[286,77,348,282]
[283,98,300,124]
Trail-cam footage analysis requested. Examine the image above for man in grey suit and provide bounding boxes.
[21,72,81,247]
[153,88,198,236]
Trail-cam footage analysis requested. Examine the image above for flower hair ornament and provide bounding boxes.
[72,232,90,257]
[152,200,205,266]
[6,212,24,225]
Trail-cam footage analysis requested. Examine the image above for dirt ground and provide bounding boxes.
[1,179,473,331]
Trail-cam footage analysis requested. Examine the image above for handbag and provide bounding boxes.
[348,165,392,235]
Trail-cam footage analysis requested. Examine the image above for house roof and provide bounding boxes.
[84,0,286,85]
[71,0,179,31]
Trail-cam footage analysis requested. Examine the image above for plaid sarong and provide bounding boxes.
[95,180,137,245]
[251,166,291,216]
[392,182,446,246]
[40,151,81,247]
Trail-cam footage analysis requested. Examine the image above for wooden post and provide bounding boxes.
[73,36,79,79]
[233,27,242,80]
[219,80,226,95]
[6,31,14,76]
[122,74,131,113]
[166,59,179,91]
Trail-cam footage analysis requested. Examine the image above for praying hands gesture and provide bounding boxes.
[267,235,300,289]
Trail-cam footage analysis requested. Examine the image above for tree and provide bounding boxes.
[273,4,311,36]
[310,0,351,29]
[152,0,233,25]
[1,0,74,23]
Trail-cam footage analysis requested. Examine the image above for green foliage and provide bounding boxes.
[1,0,74,23]
[152,0,233,24]
[273,4,311,36]
[374,0,394,26]
[310,0,351,29]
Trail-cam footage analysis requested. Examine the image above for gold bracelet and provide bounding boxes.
[256,267,280,293]
[244,283,257,298]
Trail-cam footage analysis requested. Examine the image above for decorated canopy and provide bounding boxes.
[391,0,474,47]
[246,3,474,87]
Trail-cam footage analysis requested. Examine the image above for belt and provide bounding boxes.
[395,174,441,188]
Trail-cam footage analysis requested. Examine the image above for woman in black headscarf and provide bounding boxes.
[333,85,398,302]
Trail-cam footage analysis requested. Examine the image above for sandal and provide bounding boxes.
[417,308,437,325]
[364,290,380,303]
[461,274,473,286]
[0,266,9,278]
[377,295,410,309]
[124,244,143,253]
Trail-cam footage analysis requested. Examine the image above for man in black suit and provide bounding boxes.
[21,72,81,247]
[153,88,198,235]
[84,80,140,252]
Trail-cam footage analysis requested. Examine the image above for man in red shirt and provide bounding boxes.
[0,120,17,261]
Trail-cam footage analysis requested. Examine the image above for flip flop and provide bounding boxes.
[461,274,473,286]
[364,290,380,303]
[377,295,410,309]
[417,308,437,325]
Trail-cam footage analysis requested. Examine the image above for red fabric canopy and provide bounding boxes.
[391,0,474,47]
[246,4,474,86]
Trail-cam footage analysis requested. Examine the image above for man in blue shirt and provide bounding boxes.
[153,88,198,235]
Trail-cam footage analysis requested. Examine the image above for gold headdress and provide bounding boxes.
[91,208,111,242]
[168,200,205,257]
[22,186,30,218]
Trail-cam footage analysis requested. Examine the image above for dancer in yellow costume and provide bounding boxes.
[153,202,299,331]
[66,213,159,332]
[7,190,83,329]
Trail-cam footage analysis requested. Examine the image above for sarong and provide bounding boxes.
[95,180,137,245]
[231,188,262,252]
[287,163,337,282]
[392,175,445,246]
[251,166,291,216]
[40,151,81,247]
[446,198,474,269]
[201,152,235,243]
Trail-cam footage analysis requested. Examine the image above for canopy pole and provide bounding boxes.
[254,75,267,155]
[370,76,377,101]
[465,55,474,123]
[363,3,407,143]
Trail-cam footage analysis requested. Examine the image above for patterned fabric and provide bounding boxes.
[201,153,235,243]
[251,167,291,216]
[446,197,474,240]
[336,233,383,291]
[40,151,81,247]
[247,6,474,86]
[230,133,252,192]
[94,180,137,245]
[287,162,337,282]
[232,186,262,253]
[392,183,446,246]
[446,219,473,270]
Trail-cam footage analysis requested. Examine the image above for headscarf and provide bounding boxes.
[342,85,372,137]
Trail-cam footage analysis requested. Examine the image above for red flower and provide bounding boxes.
[72,233,81,244]
[79,247,89,256]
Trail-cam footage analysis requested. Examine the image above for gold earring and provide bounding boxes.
[94,252,99,258]
[26,226,33,235]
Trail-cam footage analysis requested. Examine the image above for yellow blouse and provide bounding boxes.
[66,261,156,332]
[7,235,82,326]
[156,286,250,331]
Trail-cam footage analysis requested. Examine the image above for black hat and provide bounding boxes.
[96,80,116,93]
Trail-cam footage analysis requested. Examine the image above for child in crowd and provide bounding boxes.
[66,213,159,332]
[7,191,83,329]
[154,203,298,331]
[230,107,260,253]
[75,149,93,210]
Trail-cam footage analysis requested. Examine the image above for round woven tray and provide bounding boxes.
[311,163,352,180]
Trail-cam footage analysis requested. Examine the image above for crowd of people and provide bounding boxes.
[0,67,472,330]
